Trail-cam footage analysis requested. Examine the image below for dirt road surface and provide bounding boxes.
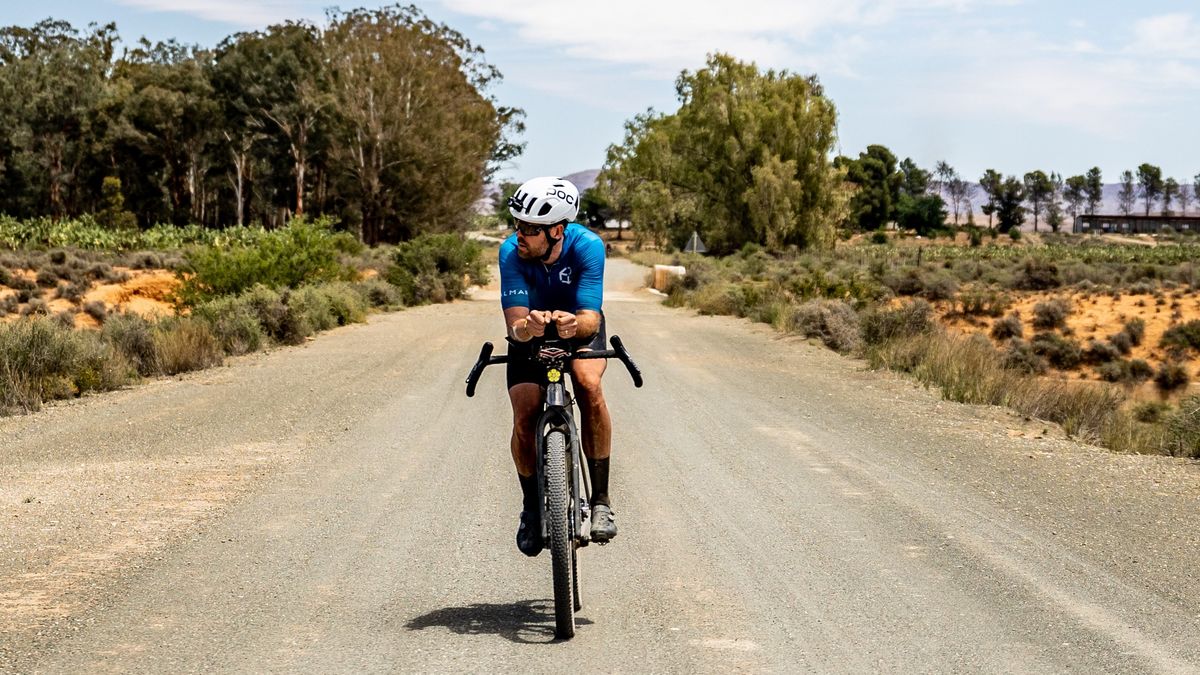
[4,259,1200,673]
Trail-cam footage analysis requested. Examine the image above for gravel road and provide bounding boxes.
[5,258,1200,673]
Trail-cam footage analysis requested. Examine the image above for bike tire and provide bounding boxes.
[572,543,582,612]
[545,429,575,639]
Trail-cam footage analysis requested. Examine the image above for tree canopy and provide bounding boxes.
[0,10,522,243]
[598,53,849,253]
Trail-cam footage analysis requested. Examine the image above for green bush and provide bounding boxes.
[1160,320,1200,352]
[860,299,936,346]
[1030,332,1082,369]
[1133,400,1171,423]
[1032,297,1072,331]
[177,220,360,304]
[1016,258,1060,290]
[990,314,1023,341]
[358,278,403,308]
[101,312,158,375]
[1154,362,1190,392]
[192,295,266,356]
[0,317,134,412]
[1163,396,1200,458]
[1002,339,1048,374]
[386,233,486,305]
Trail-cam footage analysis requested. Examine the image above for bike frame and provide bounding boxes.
[466,332,643,548]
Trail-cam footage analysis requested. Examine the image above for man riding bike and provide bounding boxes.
[500,176,616,557]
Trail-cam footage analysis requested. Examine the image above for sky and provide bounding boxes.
[4,1,1199,186]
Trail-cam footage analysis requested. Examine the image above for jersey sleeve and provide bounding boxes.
[573,233,605,313]
[498,239,530,309]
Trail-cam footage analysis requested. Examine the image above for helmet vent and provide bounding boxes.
[537,203,553,217]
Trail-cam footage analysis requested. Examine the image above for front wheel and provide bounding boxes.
[545,429,575,638]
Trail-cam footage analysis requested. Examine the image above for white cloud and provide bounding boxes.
[439,0,997,76]
[1129,13,1200,59]
[114,0,326,28]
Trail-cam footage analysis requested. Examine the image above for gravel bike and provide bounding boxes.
[465,328,643,639]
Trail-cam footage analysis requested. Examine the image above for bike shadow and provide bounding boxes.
[405,599,593,644]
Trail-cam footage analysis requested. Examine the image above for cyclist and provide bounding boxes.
[500,176,616,557]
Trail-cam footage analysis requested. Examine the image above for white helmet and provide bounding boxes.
[507,176,579,225]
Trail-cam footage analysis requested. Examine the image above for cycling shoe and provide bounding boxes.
[516,510,543,557]
[590,504,617,543]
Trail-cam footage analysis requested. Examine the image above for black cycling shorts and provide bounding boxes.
[506,313,607,390]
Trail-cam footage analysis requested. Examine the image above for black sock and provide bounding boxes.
[588,457,610,507]
[518,473,539,512]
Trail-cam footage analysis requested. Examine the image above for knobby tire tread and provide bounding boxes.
[546,429,575,638]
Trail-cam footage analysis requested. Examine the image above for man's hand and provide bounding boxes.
[525,310,552,338]
[551,310,578,339]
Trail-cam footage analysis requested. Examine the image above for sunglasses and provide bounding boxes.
[514,220,547,237]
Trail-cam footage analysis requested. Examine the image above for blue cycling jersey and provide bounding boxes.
[499,223,605,313]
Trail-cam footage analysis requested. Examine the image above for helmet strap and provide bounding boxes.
[540,225,562,262]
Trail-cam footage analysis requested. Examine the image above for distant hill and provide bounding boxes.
[476,169,601,215]
[561,169,600,193]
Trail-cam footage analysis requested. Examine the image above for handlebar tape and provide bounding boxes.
[610,335,644,388]
[465,342,494,397]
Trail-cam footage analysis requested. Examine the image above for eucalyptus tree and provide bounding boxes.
[601,53,849,253]
[1063,175,1087,220]
[1180,182,1193,216]
[979,169,1002,229]
[1118,170,1136,216]
[1137,163,1164,216]
[1046,172,1065,232]
[111,39,219,225]
[1163,178,1179,216]
[1022,170,1053,232]
[996,176,1026,233]
[1084,167,1103,215]
[324,5,508,243]
[0,20,116,217]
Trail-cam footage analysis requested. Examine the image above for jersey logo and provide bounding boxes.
[558,266,572,284]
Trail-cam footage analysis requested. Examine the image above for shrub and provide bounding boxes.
[53,310,76,330]
[152,317,223,375]
[1030,332,1082,369]
[870,230,889,245]
[83,300,107,323]
[319,282,369,326]
[787,300,861,353]
[0,317,133,412]
[1016,258,1060,290]
[22,298,49,316]
[1133,401,1171,424]
[1108,330,1133,355]
[990,314,1023,341]
[177,220,360,304]
[1163,396,1200,458]
[192,295,266,356]
[102,312,158,375]
[0,295,16,316]
[358,279,403,308]
[1123,318,1146,346]
[959,288,1010,318]
[1154,362,1190,392]
[1002,339,1048,374]
[1160,320,1200,353]
[386,233,486,306]
[860,299,935,346]
[1083,339,1122,365]
[240,285,288,340]
[1032,297,1072,331]
[35,269,58,288]
[1097,359,1153,384]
